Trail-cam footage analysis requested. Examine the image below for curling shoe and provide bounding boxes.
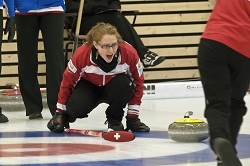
[212,137,242,166]
[106,119,124,131]
[126,115,150,132]
[142,51,165,68]
[0,107,9,123]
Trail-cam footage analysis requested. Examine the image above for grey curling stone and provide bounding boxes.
[168,111,209,142]
[0,94,26,111]
[41,92,48,108]
[0,90,48,111]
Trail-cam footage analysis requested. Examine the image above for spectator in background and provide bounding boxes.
[65,0,166,68]
[14,0,65,119]
[198,0,250,165]
[0,0,15,123]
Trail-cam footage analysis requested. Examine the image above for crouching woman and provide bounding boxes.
[48,22,150,132]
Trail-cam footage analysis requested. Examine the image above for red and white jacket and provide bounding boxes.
[57,42,144,112]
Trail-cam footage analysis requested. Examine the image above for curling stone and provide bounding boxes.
[0,84,48,111]
[0,84,25,111]
[168,111,209,142]
[41,88,48,108]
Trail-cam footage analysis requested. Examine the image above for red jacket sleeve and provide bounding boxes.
[57,46,87,111]
[124,45,144,111]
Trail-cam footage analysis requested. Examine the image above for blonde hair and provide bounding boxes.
[85,22,124,46]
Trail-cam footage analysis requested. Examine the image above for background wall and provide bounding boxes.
[0,0,213,88]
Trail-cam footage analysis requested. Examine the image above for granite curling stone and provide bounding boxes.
[0,84,25,111]
[0,84,48,111]
[168,111,209,142]
[41,88,48,108]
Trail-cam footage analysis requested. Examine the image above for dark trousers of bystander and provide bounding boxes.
[0,9,9,123]
[0,9,3,74]
[15,13,65,116]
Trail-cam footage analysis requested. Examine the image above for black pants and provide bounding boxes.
[66,74,134,121]
[79,10,148,60]
[0,9,3,74]
[198,38,250,151]
[15,13,65,116]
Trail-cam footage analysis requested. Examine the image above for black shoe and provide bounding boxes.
[142,51,165,68]
[126,115,150,132]
[212,137,242,166]
[106,119,124,131]
[0,107,9,123]
[29,112,43,120]
[0,114,9,123]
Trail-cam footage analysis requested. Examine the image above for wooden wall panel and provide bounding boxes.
[144,70,200,80]
[126,13,211,24]
[0,0,212,87]
[0,76,46,86]
[141,36,201,46]
[121,2,212,12]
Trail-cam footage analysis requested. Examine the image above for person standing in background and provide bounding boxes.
[0,0,15,123]
[198,0,250,165]
[65,0,166,68]
[14,0,65,119]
